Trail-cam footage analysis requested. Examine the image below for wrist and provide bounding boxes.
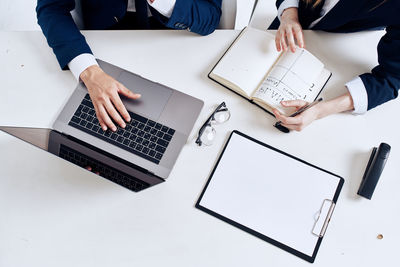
[80,65,102,83]
[281,7,299,21]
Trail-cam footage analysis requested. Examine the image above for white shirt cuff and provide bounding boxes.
[277,0,299,21]
[345,77,368,115]
[68,53,99,81]
[148,0,176,18]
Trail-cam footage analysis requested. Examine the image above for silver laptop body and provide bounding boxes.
[53,59,203,179]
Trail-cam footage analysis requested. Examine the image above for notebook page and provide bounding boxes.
[199,133,340,256]
[253,48,324,109]
[212,27,281,97]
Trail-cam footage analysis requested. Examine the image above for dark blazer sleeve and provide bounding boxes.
[360,25,400,110]
[275,0,285,9]
[164,0,222,36]
[36,0,93,70]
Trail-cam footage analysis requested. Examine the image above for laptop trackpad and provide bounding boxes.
[118,71,173,121]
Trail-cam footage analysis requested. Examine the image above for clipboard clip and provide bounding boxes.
[311,199,336,238]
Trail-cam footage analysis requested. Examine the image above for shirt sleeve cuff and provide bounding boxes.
[277,0,299,21]
[68,53,99,81]
[148,0,176,18]
[345,77,368,115]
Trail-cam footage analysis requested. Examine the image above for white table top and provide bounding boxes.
[0,27,399,267]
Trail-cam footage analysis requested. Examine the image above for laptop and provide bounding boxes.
[0,127,164,192]
[1,59,203,192]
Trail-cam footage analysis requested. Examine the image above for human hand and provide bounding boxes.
[272,99,322,132]
[276,7,304,53]
[80,65,141,132]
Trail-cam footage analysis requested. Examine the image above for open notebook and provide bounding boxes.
[209,27,331,116]
[196,131,344,263]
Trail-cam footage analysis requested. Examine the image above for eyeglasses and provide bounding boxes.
[195,102,231,146]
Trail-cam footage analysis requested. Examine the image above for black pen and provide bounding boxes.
[274,98,323,130]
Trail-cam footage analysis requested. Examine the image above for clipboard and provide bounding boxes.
[196,131,344,263]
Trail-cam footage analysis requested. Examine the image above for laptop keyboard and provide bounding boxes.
[59,144,150,192]
[68,94,175,164]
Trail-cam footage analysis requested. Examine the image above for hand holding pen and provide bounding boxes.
[273,98,323,133]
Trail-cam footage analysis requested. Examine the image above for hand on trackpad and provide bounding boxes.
[118,71,173,121]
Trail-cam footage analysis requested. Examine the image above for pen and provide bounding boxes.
[274,98,323,128]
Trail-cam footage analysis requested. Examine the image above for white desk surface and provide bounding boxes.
[1,27,399,267]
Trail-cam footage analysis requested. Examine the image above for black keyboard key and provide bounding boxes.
[142,147,150,154]
[155,145,166,153]
[97,127,104,134]
[104,131,112,137]
[123,139,130,146]
[84,94,91,100]
[86,122,94,129]
[111,133,118,140]
[147,120,156,127]
[155,123,162,130]
[136,144,143,152]
[129,112,147,124]
[131,128,139,134]
[150,128,157,135]
[129,135,137,142]
[161,126,168,132]
[155,153,162,160]
[163,134,172,142]
[149,150,156,157]
[117,136,124,143]
[80,113,88,119]
[136,137,143,144]
[132,120,139,127]
[142,140,150,147]
[74,111,82,117]
[150,136,157,142]
[144,126,151,132]
[88,109,95,116]
[79,120,87,127]
[156,131,164,138]
[123,132,130,138]
[117,128,124,135]
[149,142,156,149]
[82,106,89,113]
[71,116,81,124]
[157,139,169,147]
[93,118,99,125]
[168,128,175,135]
[92,125,100,132]
[82,99,94,108]
[138,130,145,137]
[138,123,145,130]
[126,125,132,131]
[144,133,151,140]
[129,141,136,149]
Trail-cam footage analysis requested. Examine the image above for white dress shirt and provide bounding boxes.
[277,0,368,114]
[68,0,176,81]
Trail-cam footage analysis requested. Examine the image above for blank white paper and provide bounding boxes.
[199,133,340,256]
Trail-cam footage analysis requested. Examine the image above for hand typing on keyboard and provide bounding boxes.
[80,65,141,132]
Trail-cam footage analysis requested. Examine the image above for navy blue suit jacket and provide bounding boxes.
[36,0,222,70]
[270,0,400,111]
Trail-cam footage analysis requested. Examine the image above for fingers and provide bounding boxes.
[293,24,305,48]
[118,84,141,100]
[104,99,126,130]
[111,91,131,123]
[286,27,297,53]
[280,30,288,52]
[273,109,304,125]
[97,103,117,131]
[281,99,308,108]
[275,30,282,52]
